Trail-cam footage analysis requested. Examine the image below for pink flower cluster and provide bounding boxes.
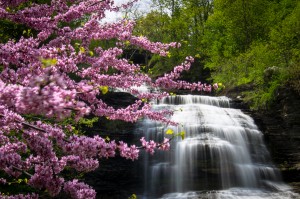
[119,141,140,161]
[158,138,171,151]
[1,193,39,199]
[154,56,212,91]
[0,108,173,198]
[139,137,171,155]
[0,178,6,184]
[64,180,96,199]
[140,137,157,155]
[0,0,212,198]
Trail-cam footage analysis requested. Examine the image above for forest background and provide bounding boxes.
[129,0,300,109]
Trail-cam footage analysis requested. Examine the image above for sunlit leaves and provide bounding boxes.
[165,129,185,140]
[128,194,137,199]
[179,131,185,140]
[79,46,85,54]
[40,58,57,68]
[195,54,201,58]
[99,86,109,94]
[89,51,94,56]
[78,117,98,128]
[167,52,172,58]
[165,129,174,135]
[124,40,131,46]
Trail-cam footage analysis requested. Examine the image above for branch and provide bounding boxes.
[0,113,70,143]
[11,166,33,177]
[136,135,175,150]
[0,113,46,132]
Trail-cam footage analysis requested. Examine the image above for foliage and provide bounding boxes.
[134,0,213,77]
[0,0,213,198]
[202,0,300,109]
[138,0,299,108]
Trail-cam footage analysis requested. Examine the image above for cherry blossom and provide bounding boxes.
[0,0,211,198]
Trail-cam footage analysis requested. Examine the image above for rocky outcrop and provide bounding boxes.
[99,91,138,109]
[253,87,300,191]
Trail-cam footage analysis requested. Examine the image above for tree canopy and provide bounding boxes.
[134,0,300,108]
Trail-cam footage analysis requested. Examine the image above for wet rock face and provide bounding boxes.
[254,87,300,183]
[99,91,138,109]
[84,92,143,199]
[84,156,142,199]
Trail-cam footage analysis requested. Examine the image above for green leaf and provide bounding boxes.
[179,131,185,140]
[165,129,174,135]
[167,52,171,58]
[99,86,109,94]
[124,40,130,46]
[41,58,57,68]
[79,46,85,53]
[128,194,137,199]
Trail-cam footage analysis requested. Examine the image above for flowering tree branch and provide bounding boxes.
[0,0,214,198]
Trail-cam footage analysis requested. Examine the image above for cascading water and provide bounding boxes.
[137,95,299,199]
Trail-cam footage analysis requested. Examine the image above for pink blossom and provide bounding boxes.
[158,138,171,151]
[140,137,157,155]
[3,193,39,199]
[0,178,6,184]
[118,141,139,160]
[0,0,212,197]
[64,180,96,199]
[213,83,219,90]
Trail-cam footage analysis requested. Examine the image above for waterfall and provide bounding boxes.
[137,95,299,199]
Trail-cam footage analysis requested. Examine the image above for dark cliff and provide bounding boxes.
[255,87,300,191]
[83,92,142,199]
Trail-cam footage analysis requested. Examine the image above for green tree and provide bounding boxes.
[134,0,213,78]
[203,0,299,108]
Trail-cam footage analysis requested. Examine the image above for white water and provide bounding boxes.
[137,95,299,199]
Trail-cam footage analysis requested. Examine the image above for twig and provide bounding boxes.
[136,135,175,150]
[11,166,33,177]
[0,113,70,143]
